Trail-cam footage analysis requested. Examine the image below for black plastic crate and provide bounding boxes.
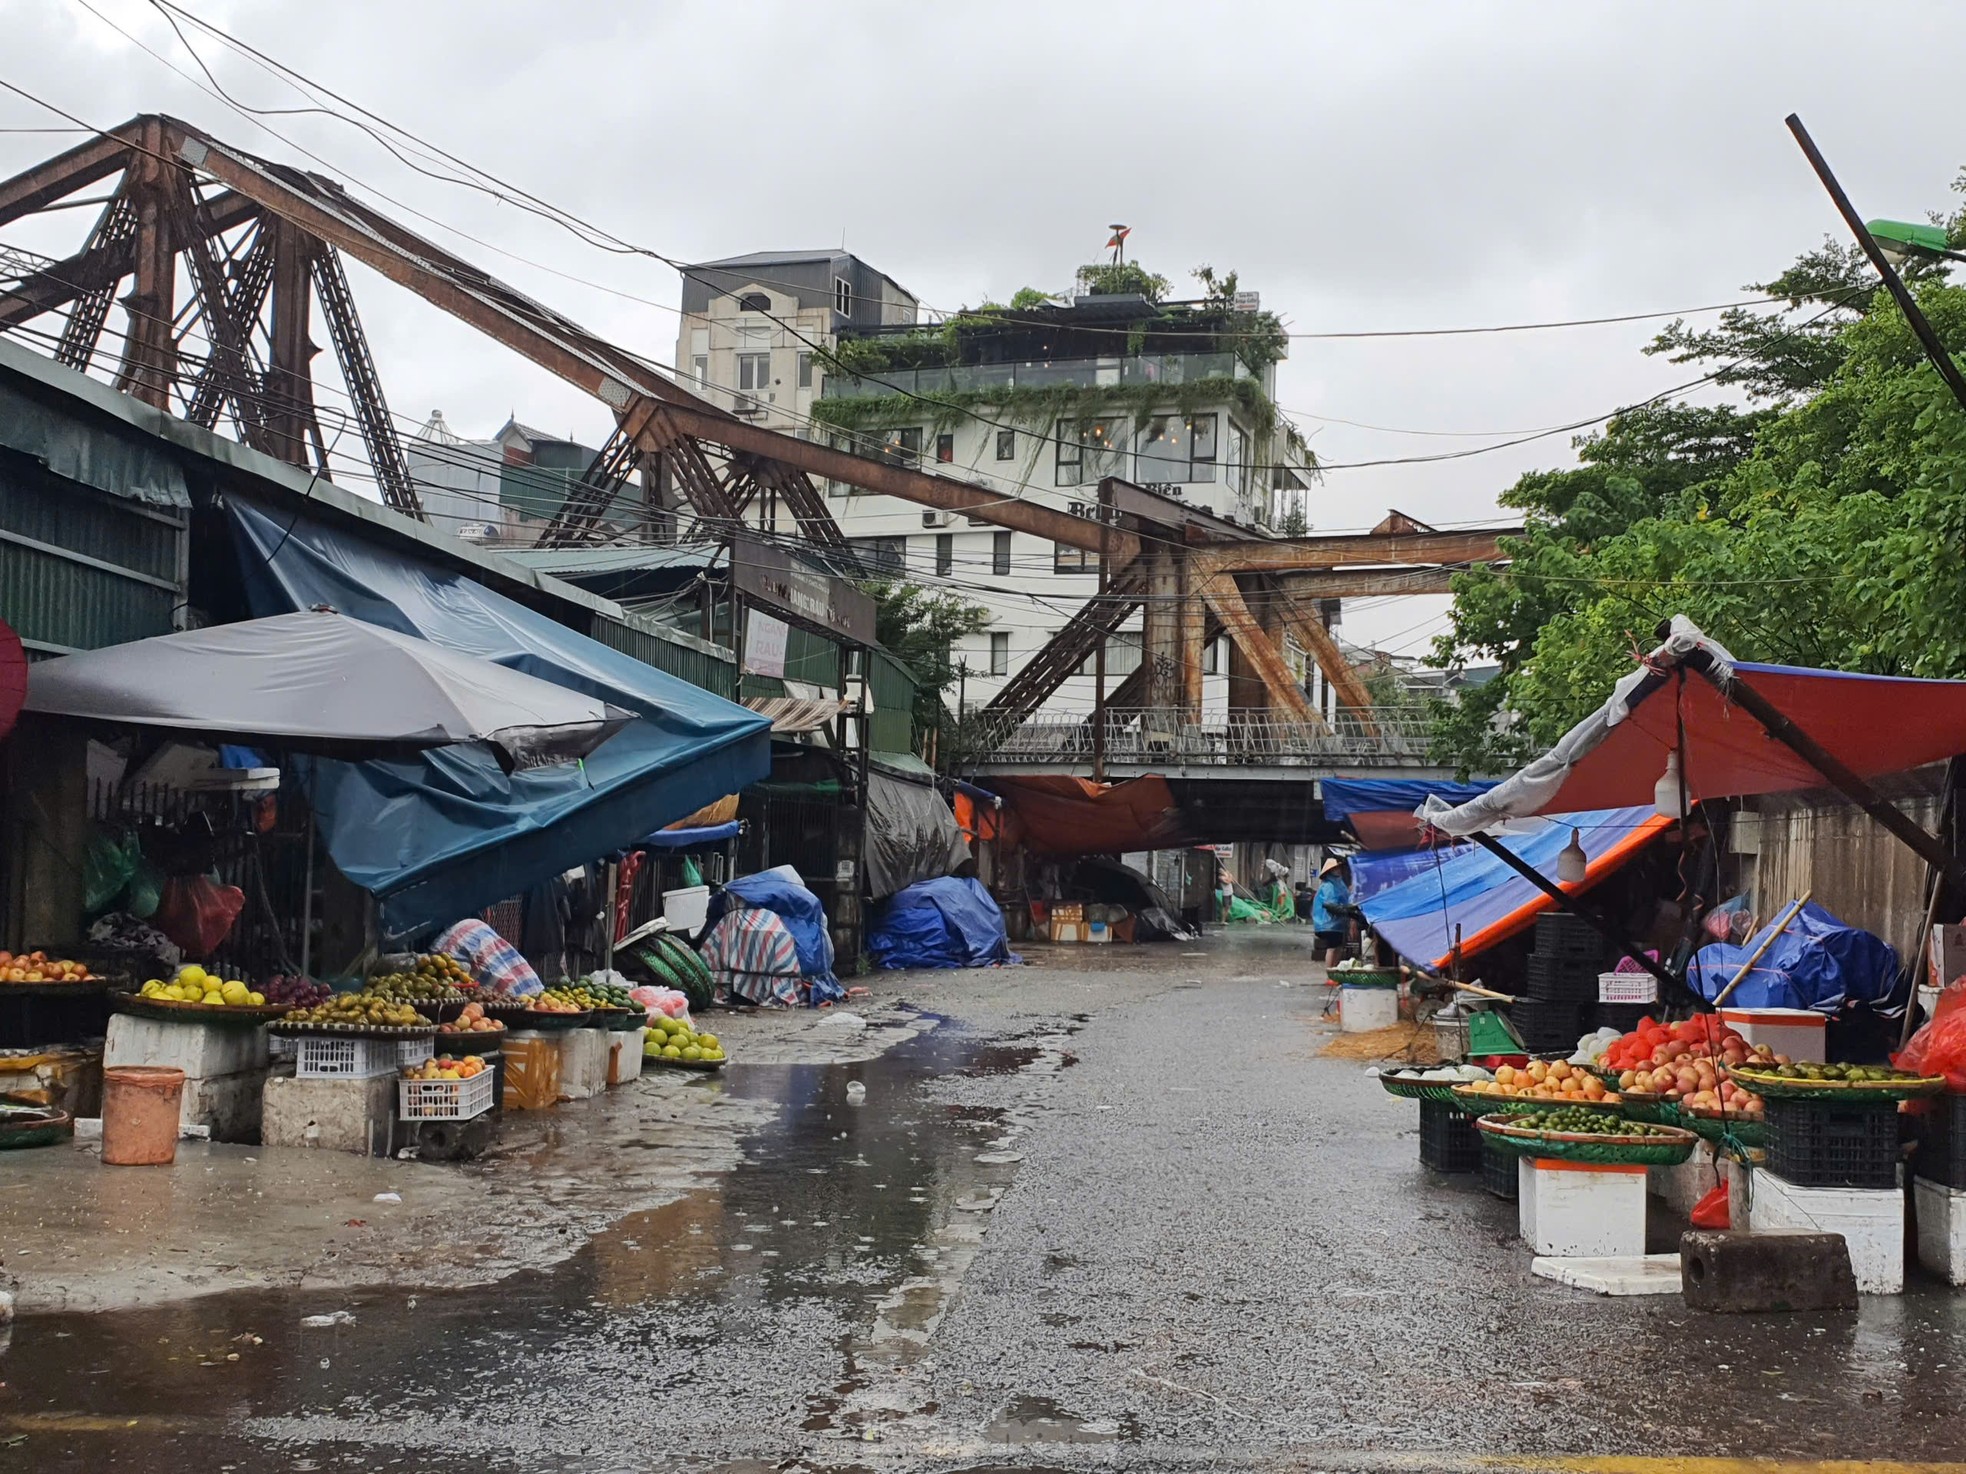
[1481,1137,1519,1199]
[1532,913,1603,956]
[1594,1003,1651,1035]
[1523,959,1601,1004]
[1764,1097,1903,1189]
[1419,1098,1482,1173]
[1915,1093,1966,1189]
[1509,998,1592,1052]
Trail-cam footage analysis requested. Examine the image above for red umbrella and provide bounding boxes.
[0,619,24,741]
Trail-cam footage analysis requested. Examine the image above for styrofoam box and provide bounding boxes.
[1749,1166,1904,1294]
[104,1013,268,1078]
[1914,1176,1966,1286]
[662,885,711,936]
[557,1027,610,1101]
[1649,1141,1723,1216]
[1340,985,1400,1033]
[1519,1157,1649,1258]
[1720,1007,1827,1064]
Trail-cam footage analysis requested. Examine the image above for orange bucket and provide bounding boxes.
[100,1065,185,1165]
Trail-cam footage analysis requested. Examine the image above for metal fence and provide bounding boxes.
[956,706,1438,768]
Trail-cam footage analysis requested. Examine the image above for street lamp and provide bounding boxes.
[1865,218,1966,268]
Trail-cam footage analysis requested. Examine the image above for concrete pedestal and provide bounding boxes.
[557,1028,610,1101]
[105,1014,268,1076]
[1914,1176,1966,1286]
[262,1073,396,1156]
[1748,1166,1904,1294]
[181,1067,270,1143]
[1519,1157,1649,1258]
[1339,985,1399,1033]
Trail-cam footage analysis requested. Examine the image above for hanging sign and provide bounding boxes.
[743,609,789,679]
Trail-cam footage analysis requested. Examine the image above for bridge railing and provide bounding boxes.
[957,706,1439,767]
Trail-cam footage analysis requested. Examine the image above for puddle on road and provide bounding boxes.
[983,1394,1133,1445]
[0,1016,1073,1471]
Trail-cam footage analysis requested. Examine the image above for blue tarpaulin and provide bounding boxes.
[868,876,1018,971]
[226,498,770,935]
[1352,807,1666,968]
[1320,777,1497,825]
[1686,902,1898,1012]
[639,821,741,850]
[708,866,842,1004]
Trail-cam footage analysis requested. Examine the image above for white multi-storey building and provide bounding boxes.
[675,254,1321,722]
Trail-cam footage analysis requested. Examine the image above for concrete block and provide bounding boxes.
[179,1066,269,1144]
[1681,1229,1858,1312]
[262,1073,395,1156]
[1748,1166,1903,1294]
[1339,985,1400,1033]
[1650,1142,1724,1216]
[1518,1157,1648,1258]
[1532,1253,1683,1296]
[557,1028,610,1101]
[105,1014,268,1077]
[1913,1176,1966,1286]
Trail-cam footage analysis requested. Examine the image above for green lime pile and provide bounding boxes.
[364,958,464,1002]
[546,979,635,1010]
[1747,1062,1922,1083]
[1531,1107,1671,1137]
[283,992,424,1028]
[643,1013,725,1063]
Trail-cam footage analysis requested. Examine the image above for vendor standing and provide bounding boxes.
[1311,857,1353,968]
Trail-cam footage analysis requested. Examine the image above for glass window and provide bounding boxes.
[883,426,922,464]
[935,432,955,464]
[935,533,953,576]
[835,276,853,316]
[738,292,770,312]
[989,631,1009,675]
[797,352,813,389]
[1071,631,1142,677]
[992,531,1011,576]
[850,535,908,576]
[1055,427,1081,487]
[1190,412,1218,481]
[1137,412,1217,484]
[736,352,770,392]
[692,355,710,388]
[995,429,1016,461]
[1054,542,1097,574]
[1202,637,1220,675]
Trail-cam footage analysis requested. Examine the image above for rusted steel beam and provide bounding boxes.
[1273,566,1465,598]
[0,126,138,229]
[1269,586,1379,736]
[52,190,136,370]
[1191,527,1519,576]
[1196,571,1327,731]
[113,119,176,409]
[264,216,320,470]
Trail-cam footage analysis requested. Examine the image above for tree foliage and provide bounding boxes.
[1430,182,1966,776]
[863,579,993,744]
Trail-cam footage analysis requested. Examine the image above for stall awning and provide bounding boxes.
[744,694,851,733]
[1354,807,1670,970]
[991,775,1186,856]
[1322,777,1497,850]
[1427,617,1966,835]
[228,499,770,934]
[640,821,741,850]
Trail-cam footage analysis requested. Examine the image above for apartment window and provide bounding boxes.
[995,429,1016,461]
[738,292,771,312]
[992,530,1011,576]
[989,631,1009,676]
[827,433,851,496]
[736,352,770,393]
[851,535,908,576]
[1055,427,1081,488]
[935,432,955,464]
[934,533,953,575]
[835,276,853,316]
[1138,411,1218,484]
[797,352,814,389]
[692,355,710,388]
[882,426,923,465]
[1054,542,1098,574]
[1202,637,1221,676]
[1065,631,1143,677]
[1055,417,1125,488]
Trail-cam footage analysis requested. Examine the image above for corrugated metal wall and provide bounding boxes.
[866,647,917,754]
[739,623,843,702]
[1733,772,1949,963]
[0,453,186,656]
[589,611,736,694]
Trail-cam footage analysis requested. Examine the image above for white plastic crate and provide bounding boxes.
[1599,971,1659,1004]
[398,1067,496,1121]
[296,1034,428,1079]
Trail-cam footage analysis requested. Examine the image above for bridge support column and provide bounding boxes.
[1140,541,1186,715]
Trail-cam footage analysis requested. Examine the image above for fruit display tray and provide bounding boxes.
[1475,1112,1698,1166]
[504,1009,592,1033]
[1450,1084,1622,1116]
[0,979,109,996]
[404,998,467,1022]
[1679,1107,1766,1149]
[644,1053,726,1072]
[0,1099,73,1150]
[110,993,290,1026]
[1376,1074,1465,1104]
[1723,1066,1943,1102]
[593,1006,646,1032]
[269,1020,438,1040]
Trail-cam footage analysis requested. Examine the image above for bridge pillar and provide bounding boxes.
[1140,541,1188,716]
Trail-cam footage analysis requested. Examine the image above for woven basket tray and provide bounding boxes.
[1679,1107,1766,1149]
[1723,1066,1943,1102]
[1376,1073,1472,1104]
[111,993,289,1027]
[1451,1084,1621,1116]
[268,1020,437,1040]
[1475,1113,1699,1166]
[1615,1091,1681,1126]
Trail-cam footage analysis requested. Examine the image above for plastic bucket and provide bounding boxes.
[100,1065,185,1165]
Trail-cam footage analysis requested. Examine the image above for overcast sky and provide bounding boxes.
[8,0,1966,654]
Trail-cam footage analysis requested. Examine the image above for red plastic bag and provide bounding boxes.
[151,874,245,959]
[1896,979,1966,1089]
[1691,1181,1731,1230]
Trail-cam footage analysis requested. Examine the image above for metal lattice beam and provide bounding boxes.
[310,244,419,516]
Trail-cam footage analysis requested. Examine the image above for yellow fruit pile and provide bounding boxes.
[139,965,264,1007]
[1464,1059,1617,1104]
[643,1013,725,1063]
[402,1054,488,1081]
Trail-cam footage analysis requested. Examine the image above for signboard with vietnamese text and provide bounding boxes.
[743,608,790,679]
[730,534,876,647]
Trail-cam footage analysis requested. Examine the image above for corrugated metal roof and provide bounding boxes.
[743,694,851,733]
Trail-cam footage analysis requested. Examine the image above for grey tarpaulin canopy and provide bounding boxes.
[23,610,631,771]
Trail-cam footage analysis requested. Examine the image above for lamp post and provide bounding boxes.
[1866,218,1966,268]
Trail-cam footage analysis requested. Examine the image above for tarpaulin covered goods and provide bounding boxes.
[867,877,1017,971]
[1686,902,1898,1012]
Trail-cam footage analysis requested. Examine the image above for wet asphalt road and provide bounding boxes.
[6,927,1966,1472]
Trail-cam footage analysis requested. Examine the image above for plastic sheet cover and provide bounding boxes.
[865,770,970,900]
[867,876,1018,970]
[706,865,842,1004]
[227,498,769,935]
[1686,902,1898,1012]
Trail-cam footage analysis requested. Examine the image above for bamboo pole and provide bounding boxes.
[1710,891,1812,1011]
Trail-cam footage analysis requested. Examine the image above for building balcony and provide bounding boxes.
[819,351,1251,401]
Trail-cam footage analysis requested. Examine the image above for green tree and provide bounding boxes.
[863,580,993,752]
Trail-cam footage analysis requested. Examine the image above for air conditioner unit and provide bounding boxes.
[922,510,955,529]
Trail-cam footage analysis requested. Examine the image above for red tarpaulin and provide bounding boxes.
[0,619,24,742]
[992,775,1186,856]
[1541,661,1966,814]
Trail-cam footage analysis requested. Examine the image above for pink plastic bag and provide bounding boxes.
[151,874,245,958]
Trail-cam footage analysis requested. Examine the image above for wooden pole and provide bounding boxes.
[1710,891,1812,1011]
